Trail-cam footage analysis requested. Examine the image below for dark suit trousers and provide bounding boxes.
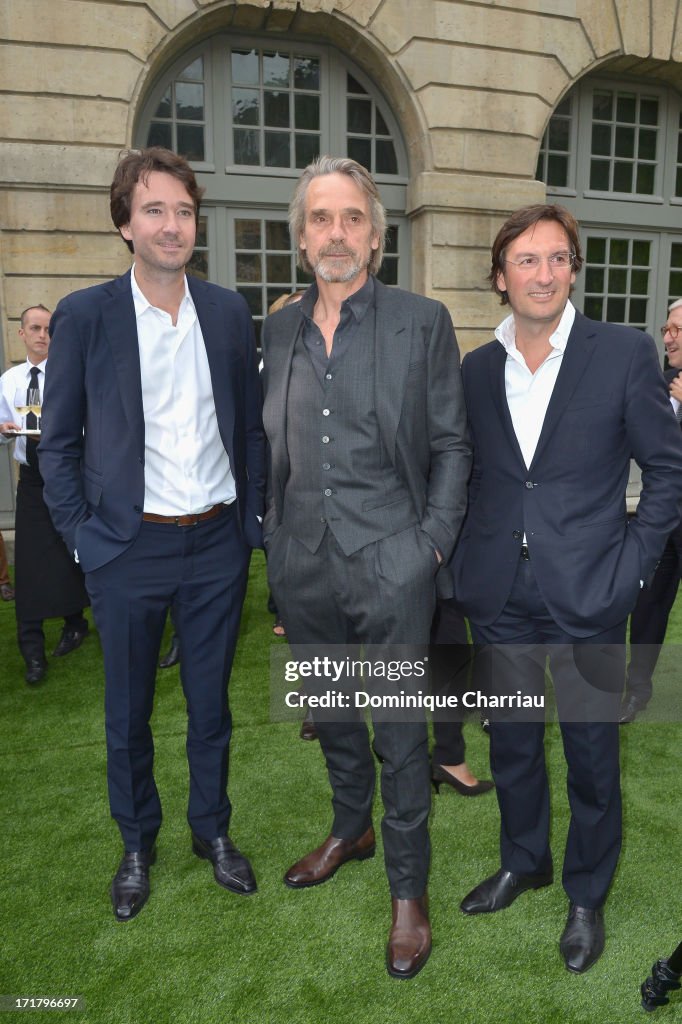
[429,598,470,766]
[269,526,436,899]
[627,526,682,701]
[85,506,250,851]
[470,556,624,909]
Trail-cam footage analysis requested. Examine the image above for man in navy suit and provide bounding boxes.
[452,204,682,973]
[39,148,265,920]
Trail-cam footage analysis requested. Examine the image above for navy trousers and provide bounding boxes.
[85,506,250,851]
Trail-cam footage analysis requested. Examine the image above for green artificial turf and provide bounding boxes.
[1,551,681,1024]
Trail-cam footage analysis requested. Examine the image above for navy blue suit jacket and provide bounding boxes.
[452,310,682,637]
[39,272,265,573]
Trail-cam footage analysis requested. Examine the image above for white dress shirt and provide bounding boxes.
[496,300,577,469]
[0,358,47,466]
[130,266,236,515]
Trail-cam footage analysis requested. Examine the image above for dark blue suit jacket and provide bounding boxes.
[39,272,265,573]
[452,310,682,637]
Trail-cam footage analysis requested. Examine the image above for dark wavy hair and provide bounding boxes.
[110,147,204,253]
[489,204,584,305]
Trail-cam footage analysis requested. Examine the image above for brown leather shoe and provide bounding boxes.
[386,896,432,979]
[284,827,375,888]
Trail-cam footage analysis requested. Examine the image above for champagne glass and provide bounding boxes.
[13,388,30,431]
[27,388,41,431]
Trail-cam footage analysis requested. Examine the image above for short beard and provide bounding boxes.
[312,248,367,283]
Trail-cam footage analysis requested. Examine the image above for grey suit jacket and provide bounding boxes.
[260,279,471,592]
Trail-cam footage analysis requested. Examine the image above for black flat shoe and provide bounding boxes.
[111,848,156,922]
[431,763,494,797]
[192,835,257,895]
[460,868,553,914]
[560,903,605,973]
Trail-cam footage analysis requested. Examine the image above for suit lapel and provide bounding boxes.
[529,311,597,470]
[373,280,409,462]
[189,276,235,449]
[487,341,526,468]
[102,274,144,452]
[267,310,303,483]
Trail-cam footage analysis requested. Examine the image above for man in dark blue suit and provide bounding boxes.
[452,204,682,973]
[39,148,265,921]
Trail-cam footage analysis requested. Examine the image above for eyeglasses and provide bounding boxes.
[660,323,681,341]
[504,252,575,271]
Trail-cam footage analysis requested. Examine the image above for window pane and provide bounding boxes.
[235,220,261,249]
[296,266,315,286]
[294,57,320,91]
[592,123,611,156]
[614,126,634,158]
[377,258,398,286]
[384,226,399,254]
[548,119,569,150]
[179,57,203,81]
[348,137,371,168]
[196,217,208,248]
[613,161,632,192]
[263,52,289,88]
[266,221,290,250]
[348,98,372,134]
[586,237,606,263]
[638,128,657,161]
[609,239,628,264]
[636,164,655,194]
[376,108,390,136]
[670,271,682,296]
[677,167,682,197]
[233,89,259,125]
[231,49,259,86]
[585,267,604,292]
[147,122,172,149]
[593,91,612,120]
[176,82,204,121]
[295,93,319,130]
[590,159,609,190]
[640,98,658,125]
[546,154,568,186]
[154,87,171,118]
[631,240,651,264]
[555,97,571,116]
[265,131,290,167]
[585,296,604,319]
[629,299,647,324]
[236,253,262,282]
[267,254,291,283]
[187,251,208,279]
[295,134,319,168]
[177,125,204,162]
[606,297,626,321]
[670,244,682,269]
[347,73,368,95]
[237,287,263,318]
[264,91,290,128]
[233,128,259,165]
[608,268,627,294]
[631,269,649,294]
[616,94,636,122]
[376,140,398,175]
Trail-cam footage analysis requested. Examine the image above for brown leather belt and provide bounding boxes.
[142,503,224,527]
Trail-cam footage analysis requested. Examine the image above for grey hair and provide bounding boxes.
[288,155,387,275]
[668,298,682,313]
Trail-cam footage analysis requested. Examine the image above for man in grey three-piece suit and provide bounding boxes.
[261,156,471,979]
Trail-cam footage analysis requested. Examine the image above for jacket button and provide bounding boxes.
[134,504,142,512]
[525,481,534,489]
[512,530,522,539]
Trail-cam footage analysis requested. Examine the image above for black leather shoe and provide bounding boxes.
[111,848,156,922]
[25,657,47,685]
[159,635,180,669]
[192,835,257,895]
[52,625,89,657]
[560,903,605,973]
[460,868,553,914]
[619,694,649,724]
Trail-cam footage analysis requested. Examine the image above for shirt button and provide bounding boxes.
[324,488,333,497]
[321,435,330,443]
[320,516,327,523]
[322,408,330,416]
[325,373,332,380]
[525,481,534,489]
[322,463,331,471]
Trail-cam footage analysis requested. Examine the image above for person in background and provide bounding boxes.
[0,305,89,685]
[0,531,15,601]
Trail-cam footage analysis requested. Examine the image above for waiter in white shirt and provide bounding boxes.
[0,304,89,685]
